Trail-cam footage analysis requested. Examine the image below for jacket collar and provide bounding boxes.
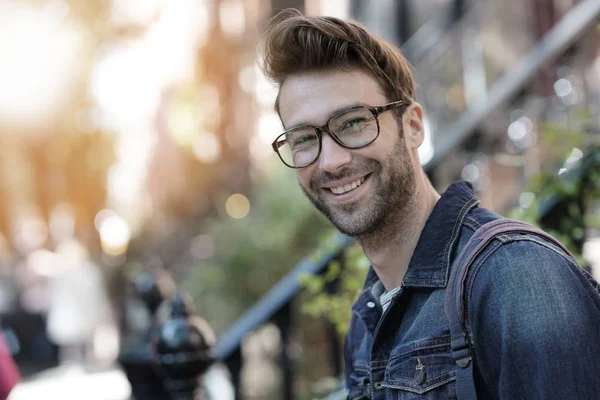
[362,181,480,290]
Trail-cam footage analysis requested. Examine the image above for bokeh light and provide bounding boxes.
[94,209,120,232]
[27,249,57,277]
[219,0,246,39]
[0,1,83,126]
[225,194,250,219]
[12,208,49,255]
[49,203,76,243]
[98,215,131,256]
[189,234,216,259]
[192,132,222,164]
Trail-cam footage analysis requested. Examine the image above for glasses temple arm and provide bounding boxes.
[376,100,404,114]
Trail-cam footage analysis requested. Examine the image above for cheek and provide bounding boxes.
[296,169,312,190]
[365,122,397,153]
[380,125,402,146]
[362,134,398,160]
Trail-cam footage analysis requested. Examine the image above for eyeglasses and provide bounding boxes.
[271,100,405,169]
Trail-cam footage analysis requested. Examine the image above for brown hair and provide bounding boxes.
[261,9,416,113]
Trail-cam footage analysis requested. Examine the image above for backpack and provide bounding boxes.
[444,218,588,400]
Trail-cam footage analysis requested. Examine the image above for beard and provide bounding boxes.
[299,137,416,237]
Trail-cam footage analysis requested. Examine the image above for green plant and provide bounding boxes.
[299,238,369,336]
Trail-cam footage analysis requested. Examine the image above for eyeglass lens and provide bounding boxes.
[275,107,378,167]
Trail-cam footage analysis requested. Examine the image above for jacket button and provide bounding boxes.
[415,358,426,384]
[414,368,426,384]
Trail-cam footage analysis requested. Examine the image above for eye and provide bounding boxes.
[296,134,314,144]
[342,118,366,131]
[289,131,317,149]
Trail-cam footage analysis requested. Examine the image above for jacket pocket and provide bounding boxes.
[381,338,457,399]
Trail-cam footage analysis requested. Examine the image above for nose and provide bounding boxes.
[318,134,352,173]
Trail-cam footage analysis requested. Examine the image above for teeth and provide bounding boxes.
[330,177,365,195]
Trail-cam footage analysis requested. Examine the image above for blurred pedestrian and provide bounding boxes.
[46,240,112,364]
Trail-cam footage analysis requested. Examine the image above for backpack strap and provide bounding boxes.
[445,218,574,400]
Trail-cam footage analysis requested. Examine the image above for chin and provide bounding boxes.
[329,210,384,237]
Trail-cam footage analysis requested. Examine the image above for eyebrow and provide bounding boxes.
[283,101,370,131]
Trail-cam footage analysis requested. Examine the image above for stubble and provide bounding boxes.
[300,137,416,237]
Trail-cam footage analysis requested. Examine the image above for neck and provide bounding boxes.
[357,173,440,292]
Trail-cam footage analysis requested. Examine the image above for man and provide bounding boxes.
[260,9,600,399]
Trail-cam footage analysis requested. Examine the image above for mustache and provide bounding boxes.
[310,160,380,188]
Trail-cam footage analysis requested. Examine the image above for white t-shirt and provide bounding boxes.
[370,280,403,313]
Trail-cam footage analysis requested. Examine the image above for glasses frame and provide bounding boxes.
[271,100,405,169]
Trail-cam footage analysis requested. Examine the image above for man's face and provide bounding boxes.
[278,69,418,237]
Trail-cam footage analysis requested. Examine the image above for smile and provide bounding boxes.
[330,177,365,195]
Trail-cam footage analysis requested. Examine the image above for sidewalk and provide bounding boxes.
[9,363,131,400]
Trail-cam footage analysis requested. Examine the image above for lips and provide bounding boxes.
[319,172,372,199]
[329,177,365,195]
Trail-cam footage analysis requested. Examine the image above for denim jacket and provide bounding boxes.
[344,181,600,399]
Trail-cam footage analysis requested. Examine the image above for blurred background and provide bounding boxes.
[0,0,599,399]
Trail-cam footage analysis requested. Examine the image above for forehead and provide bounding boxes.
[278,69,387,129]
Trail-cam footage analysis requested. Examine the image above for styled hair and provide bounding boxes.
[261,9,416,113]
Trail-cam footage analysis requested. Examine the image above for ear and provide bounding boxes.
[402,102,425,150]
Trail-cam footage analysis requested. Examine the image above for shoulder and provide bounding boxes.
[468,235,600,337]
[471,234,583,293]
[457,208,585,291]
[466,229,600,397]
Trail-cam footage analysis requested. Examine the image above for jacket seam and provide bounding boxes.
[382,373,457,393]
[442,198,480,283]
[463,216,481,231]
[388,341,451,361]
[503,236,577,267]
